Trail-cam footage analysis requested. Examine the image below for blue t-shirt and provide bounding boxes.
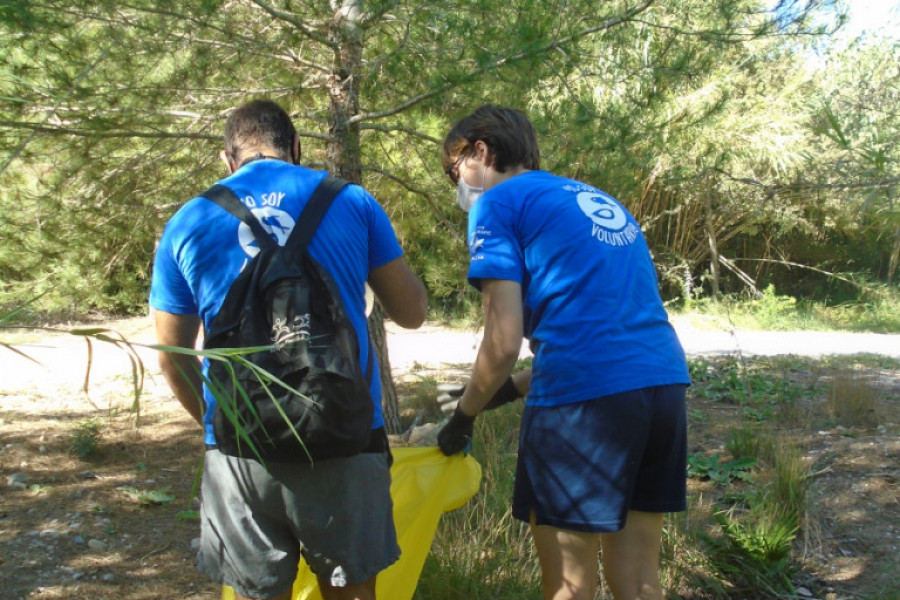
[150,160,403,444]
[467,170,689,406]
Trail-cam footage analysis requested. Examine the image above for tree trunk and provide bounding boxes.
[326,1,363,183]
[368,304,402,434]
[326,0,401,432]
[888,225,900,283]
[704,193,721,298]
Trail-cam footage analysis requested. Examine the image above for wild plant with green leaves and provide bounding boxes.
[69,417,104,459]
[701,506,799,597]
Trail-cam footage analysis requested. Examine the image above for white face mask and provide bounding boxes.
[456,162,485,212]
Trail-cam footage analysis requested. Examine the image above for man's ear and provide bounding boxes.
[291,134,301,165]
[219,150,235,174]
[474,140,492,168]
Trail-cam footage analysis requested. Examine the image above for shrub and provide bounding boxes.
[70,418,104,458]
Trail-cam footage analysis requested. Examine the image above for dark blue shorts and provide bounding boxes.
[512,384,687,533]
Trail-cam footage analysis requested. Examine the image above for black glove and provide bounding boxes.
[438,404,476,456]
[437,377,522,416]
[483,376,522,410]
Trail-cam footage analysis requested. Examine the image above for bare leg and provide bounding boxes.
[317,575,377,600]
[600,510,665,600]
[530,514,600,600]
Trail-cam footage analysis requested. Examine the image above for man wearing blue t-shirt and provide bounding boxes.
[437,105,689,600]
[150,100,427,600]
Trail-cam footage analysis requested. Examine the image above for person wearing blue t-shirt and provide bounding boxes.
[437,105,689,600]
[150,100,427,600]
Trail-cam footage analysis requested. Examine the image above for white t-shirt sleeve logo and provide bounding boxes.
[469,227,489,260]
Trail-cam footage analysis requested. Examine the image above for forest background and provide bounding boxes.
[1,0,899,408]
[2,2,900,599]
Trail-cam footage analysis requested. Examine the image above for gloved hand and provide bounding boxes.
[436,377,522,415]
[437,404,475,456]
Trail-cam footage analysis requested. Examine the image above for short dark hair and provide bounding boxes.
[224,99,296,160]
[442,104,540,173]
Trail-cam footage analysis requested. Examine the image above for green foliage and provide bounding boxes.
[117,485,176,506]
[701,508,799,597]
[688,452,757,486]
[687,357,713,382]
[725,426,766,463]
[769,440,811,520]
[0,0,892,320]
[680,285,900,333]
[69,417,104,458]
[697,356,808,424]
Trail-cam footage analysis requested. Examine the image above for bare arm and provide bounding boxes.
[511,367,532,396]
[154,310,205,427]
[459,279,524,416]
[368,256,428,329]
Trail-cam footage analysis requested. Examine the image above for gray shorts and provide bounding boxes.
[197,448,399,599]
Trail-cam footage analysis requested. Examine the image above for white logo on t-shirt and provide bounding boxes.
[237,207,297,257]
[469,227,490,260]
[576,191,627,231]
[571,187,640,247]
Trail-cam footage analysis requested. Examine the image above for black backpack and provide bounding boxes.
[199,175,374,463]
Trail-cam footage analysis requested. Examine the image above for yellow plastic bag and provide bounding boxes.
[222,447,482,600]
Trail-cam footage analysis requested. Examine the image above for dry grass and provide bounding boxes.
[827,370,881,429]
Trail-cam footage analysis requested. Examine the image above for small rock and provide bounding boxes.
[101,573,115,582]
[190,537,201,551]
[87,539,107,551]
[73,535,85,545]
[7,473,28,490]
[407,423,439,446]
[796,586,813,597]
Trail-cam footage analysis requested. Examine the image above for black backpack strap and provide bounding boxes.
[286,175,350,252]
[200,184,277,250]
[205,176,373,381]
[289,176,373,385]
[364,340,374,385]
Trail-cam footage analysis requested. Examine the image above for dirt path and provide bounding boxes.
[4,314,900,395]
